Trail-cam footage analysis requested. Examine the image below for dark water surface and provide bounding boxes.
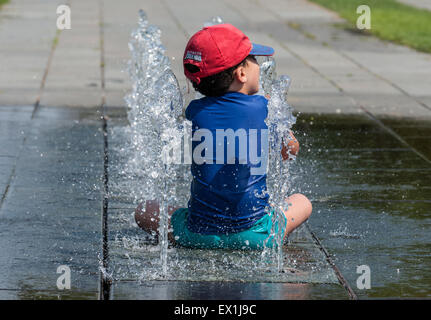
[292,114,431,298]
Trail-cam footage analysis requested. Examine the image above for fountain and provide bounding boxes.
[123,10,189,276]
[110,12,298,280]
[261,67,297,271]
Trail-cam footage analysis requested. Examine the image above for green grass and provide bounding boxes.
[308,0,431,53]
[0,0,9,8]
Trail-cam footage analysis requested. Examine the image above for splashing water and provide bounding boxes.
[259,57,297,271]
[123,10,190,275]
[204,16,224,27]
[115,12,297,279]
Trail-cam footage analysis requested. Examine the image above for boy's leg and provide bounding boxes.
[280,193,312,239]
[135,200,179,241]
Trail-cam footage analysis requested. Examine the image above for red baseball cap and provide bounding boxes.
[183,24,274,84]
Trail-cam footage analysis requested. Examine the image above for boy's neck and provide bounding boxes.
[227,82,255,96]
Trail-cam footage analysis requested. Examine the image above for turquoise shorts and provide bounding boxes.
[171,208,287,250]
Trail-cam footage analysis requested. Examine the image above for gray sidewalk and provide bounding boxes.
[1,0,431,119]
[398,0,431,11]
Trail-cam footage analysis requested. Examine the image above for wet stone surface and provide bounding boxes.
[292,114,431,299]
[106,113,346,299]
[108,112,431,299]
[1,107,430,299]
[112,281,347,300]
[0,106,104,299]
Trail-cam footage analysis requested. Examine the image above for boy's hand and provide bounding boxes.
[281,131,299,161]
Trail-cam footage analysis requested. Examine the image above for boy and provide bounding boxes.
[135,24,312,250]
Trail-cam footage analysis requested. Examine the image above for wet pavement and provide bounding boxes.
[0,106,104,299]
[1,106,429,299]
[293,114,431,298]
[105,110,345,299]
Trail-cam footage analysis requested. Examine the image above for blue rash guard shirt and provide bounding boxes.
[185,91,270,235]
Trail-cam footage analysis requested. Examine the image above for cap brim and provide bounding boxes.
[250,43,274,56]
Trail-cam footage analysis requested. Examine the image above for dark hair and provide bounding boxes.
[185,57,249,97]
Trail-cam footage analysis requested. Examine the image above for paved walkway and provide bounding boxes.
[398,0,431,11]
[0,0,431,119]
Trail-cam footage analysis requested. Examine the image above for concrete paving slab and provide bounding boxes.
[398,0,431,11]
[0,107,32,160]
[40,1,102,108]
[379,117,431,160]
[2,0,430,118]
[108,205,339,283]
[0,90,41,106]
[0,0,64,106]
[102,0,143,107]
[40,88,102,108]
[0,106,103,299]
[104,111,429,299]
[112,280,347,300]
[258,0,431,115]
[226,0,431,119]
[104,118,347,300]
[291,113,431,298]
[0,104,428,299]
[131,0,190,89]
